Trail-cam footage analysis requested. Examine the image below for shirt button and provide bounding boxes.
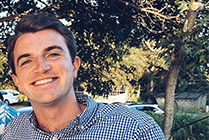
[80,125,84,129]
[52,135,58,140]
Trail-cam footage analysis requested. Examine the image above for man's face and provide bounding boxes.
[12,29,80,105]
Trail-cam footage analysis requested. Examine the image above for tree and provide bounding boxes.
[161,1,209,138]
[0,0,180,96]
[0,0,209,139]
[102,40,168,100]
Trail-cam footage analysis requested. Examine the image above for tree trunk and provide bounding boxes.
[163,50,181,139]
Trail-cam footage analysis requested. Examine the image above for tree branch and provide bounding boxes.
[117,0,179,20]
[0,0,64,23]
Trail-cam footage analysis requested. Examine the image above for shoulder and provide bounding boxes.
[96,103,165,139]
[96,102,158,130]
[97,103,153,122]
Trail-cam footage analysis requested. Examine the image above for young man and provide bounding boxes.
[1,13,165,139]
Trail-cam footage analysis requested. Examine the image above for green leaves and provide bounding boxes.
[0,0,208,98]
[175,0,190,15]
[0,44,14,89]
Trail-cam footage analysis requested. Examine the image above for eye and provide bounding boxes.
[48,53,60,58]
[20,60,32,67]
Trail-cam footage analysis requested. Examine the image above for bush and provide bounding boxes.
[146,111,209,140]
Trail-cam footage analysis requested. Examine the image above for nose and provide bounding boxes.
[34,56,51,74]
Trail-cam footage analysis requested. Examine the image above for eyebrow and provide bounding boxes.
[16,45,64,66]
[43,45,64,52]
[17,53,31,66]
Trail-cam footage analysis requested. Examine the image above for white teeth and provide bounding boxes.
[35,78,52,85]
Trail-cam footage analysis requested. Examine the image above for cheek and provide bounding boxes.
[58,62,73,77]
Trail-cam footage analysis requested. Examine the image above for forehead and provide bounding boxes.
[13,29,68,57]
[15,29,66,48]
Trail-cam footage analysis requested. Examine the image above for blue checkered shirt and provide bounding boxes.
[1,94,165,139]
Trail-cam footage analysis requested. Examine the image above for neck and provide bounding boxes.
[32,94,86,132]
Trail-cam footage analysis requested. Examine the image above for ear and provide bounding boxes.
[73,56,80,79]
[12,74,23,92]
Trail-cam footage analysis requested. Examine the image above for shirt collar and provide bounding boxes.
[28,93,98,133]
[76,94,98,126]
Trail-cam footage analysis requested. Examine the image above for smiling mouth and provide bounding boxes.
[32,78,57,86]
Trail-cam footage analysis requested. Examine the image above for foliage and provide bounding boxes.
[175,0,190,15]
[147,111,209,140]
[0,44,15,89]
[18,93,29,102]
[68,0,175,95]
[153,0,209,105]
[0,0,181,96]
[172,112,209,140]
[0,0,208,139]
[100,40,169,100]
[145,111,165,129]
[0,0,208,100]
[0,0,208,99]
